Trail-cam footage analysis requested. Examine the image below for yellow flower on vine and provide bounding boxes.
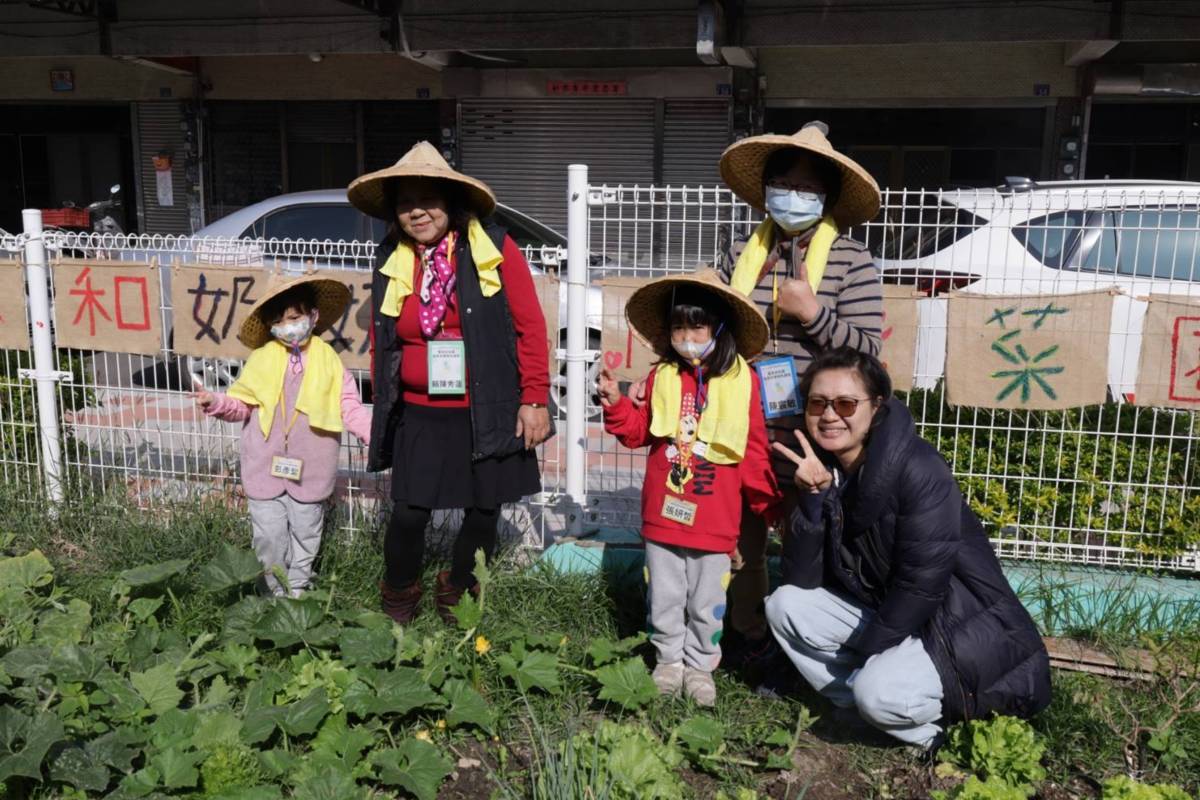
[414,729,431,742]
[436,719,447,731]
[475,635,491,655]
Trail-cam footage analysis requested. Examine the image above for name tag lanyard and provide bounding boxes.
[278,389,302,456]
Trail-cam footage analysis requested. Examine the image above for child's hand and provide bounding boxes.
[597,368,622,407]
[192,390,215,410]
[627,376,648,408]
[772,433,833,494]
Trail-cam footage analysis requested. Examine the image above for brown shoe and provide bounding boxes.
[380,579,422,625]
[434,570,479,625]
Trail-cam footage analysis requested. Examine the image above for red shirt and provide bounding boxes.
[603,365,782,554]
[397,235,551,408]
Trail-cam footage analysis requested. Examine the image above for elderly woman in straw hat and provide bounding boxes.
[349,142,553,625]
[713,121,886,678]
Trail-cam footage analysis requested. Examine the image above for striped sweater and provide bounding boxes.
[719,226,883,475]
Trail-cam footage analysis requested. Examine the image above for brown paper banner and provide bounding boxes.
[170,264,263,359]
[1134,294,1200,410]
[311,269,374,371]
[946,289,1113,410]
[52,259,162,356]
[880,285,919,392]
[599,276,657,382]
[532,273,560,373]
[0,259,29,350]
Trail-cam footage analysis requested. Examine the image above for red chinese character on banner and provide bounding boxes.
[114,275,152,330]
[1169,316,1200,402]
[68,266,153,335]
[1185,330,1200,390]
[69,267,112,335]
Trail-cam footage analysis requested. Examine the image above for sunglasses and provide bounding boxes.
[805,395,870,418]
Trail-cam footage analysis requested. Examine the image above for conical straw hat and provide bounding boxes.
[237,271,351,350]
[719,121,881,227]
[625,268,769,359]
[348,141,497,221]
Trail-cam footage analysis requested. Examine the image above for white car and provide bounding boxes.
[160,190,605,417]
[875,179,1200,397]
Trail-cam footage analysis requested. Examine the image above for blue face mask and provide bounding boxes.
[764,187,826,234]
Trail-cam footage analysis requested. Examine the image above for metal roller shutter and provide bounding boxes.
[460,98,656,235]
[363,101,441,172]
[661,99,733,270]
[662,99,730,186]
[135,101,190,235]
[205,102,283,223]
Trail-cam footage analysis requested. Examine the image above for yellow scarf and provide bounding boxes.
[648,357,753,465]
[227,337,345,439]
[729,215,840,297]
[377,218,504,318]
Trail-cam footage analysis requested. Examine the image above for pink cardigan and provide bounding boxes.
[205,351,372,503]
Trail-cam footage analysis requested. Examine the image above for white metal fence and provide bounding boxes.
[0,222,570,549]
[3,174,1200,572]
[575,178,1200,572]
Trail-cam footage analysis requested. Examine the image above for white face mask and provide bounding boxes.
[672,338,712,363]
[670,322,723,365]
[765,187,826,234]
[270,315,314,346]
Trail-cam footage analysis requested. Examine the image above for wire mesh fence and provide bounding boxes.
[2,180,1200,571]
[581,182,1200,571]
[0,230,570,549]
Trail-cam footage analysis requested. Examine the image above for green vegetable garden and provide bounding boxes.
[1,493,1198,799]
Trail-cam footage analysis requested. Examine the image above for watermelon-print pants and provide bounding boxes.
[644,540,732,673]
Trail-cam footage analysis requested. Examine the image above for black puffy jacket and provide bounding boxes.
[781,399,1051,723]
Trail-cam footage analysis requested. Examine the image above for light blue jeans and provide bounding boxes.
[766,585,944,748]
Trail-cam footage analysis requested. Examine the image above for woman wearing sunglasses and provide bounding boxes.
[766,347,1050,750]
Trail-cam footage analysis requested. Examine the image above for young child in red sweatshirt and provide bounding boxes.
[598,270,782,706]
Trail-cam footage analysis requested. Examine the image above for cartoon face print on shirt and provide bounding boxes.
[667,394,702,495]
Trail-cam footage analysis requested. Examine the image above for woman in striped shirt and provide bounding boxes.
[716,121,885,681]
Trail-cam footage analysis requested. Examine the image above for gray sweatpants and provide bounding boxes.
[766,585,944,747]
[248,495,325,597]
[644,540,732,672]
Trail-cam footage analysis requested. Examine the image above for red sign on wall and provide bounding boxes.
[546,80,627,96]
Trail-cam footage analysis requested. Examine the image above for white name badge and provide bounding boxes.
[755,356,801,419]
[428,338,467,395]
[661,495,698,527]
[270,455,304,482]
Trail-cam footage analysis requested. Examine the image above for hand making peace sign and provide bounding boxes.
[772,431,834,494]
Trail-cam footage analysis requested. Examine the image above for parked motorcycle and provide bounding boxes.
[42,184,122,231]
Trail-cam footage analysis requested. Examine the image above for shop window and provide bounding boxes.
[948,149,996,187]
[287,142,356,193]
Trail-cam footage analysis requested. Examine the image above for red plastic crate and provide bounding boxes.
[40,208,90,228]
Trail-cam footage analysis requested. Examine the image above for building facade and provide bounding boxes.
[1,0,1198,234]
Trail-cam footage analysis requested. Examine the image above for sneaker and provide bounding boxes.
[683,667,718,707]
[652,662,685,697]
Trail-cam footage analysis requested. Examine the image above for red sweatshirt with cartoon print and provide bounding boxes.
[602,365,782,554]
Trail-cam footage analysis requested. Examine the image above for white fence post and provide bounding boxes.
[21,209,66,504]
[565,165,589,535]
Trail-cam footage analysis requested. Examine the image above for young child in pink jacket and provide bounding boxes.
[195,274,371,597]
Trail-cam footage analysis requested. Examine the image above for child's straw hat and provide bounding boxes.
[625,268,769,359]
